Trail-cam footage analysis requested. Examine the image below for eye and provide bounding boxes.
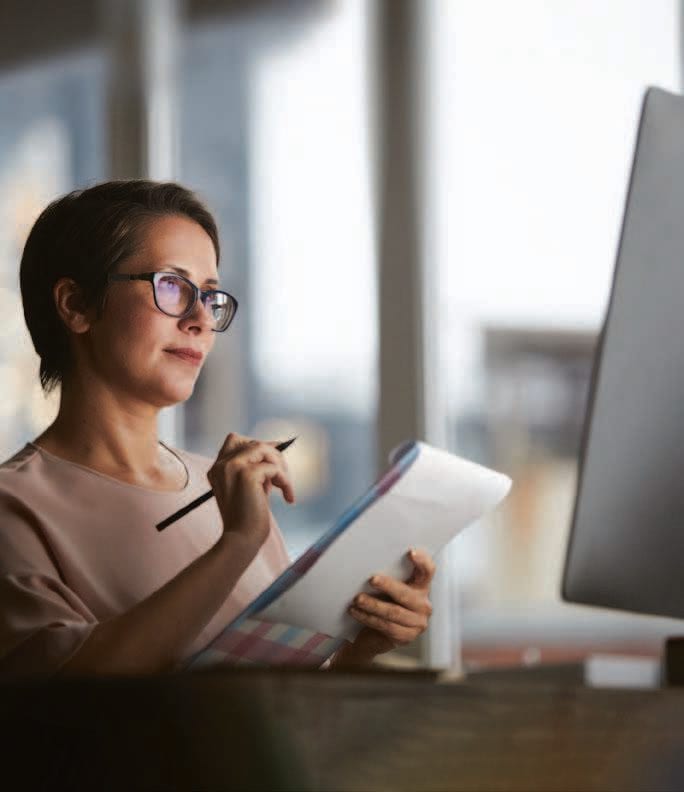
[158,275,182,293]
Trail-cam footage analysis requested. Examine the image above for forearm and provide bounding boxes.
[58,533,258,676]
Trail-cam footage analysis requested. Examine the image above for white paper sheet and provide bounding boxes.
[259,442,512,639]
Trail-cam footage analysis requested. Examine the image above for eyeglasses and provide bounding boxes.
[107,271,238,332]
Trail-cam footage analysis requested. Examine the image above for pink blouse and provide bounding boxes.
[0,441,291,678]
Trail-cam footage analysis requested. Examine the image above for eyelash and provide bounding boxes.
[165,273,218,289]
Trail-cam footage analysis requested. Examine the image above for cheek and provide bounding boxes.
[99,299,169,356]
[104,292,149,329]
[120,294,153,325]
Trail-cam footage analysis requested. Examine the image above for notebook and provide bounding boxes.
[186,440,512,670]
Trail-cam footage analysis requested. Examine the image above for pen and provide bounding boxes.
[156,436,297,531]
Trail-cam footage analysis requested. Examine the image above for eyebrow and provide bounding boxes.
[166,266,219,287]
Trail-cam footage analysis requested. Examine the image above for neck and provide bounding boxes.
[34,374,170,483]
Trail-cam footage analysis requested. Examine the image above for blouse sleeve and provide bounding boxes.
[0,492,97,679]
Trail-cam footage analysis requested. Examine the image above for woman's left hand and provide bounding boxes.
[334,548,436,666]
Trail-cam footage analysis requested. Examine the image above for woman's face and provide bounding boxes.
[81,214,220,408]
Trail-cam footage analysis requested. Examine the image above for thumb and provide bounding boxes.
[406,548,436,588]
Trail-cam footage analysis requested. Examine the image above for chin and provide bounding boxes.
[152,378,197,407]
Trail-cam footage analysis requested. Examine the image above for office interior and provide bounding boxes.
[3,0,684,719]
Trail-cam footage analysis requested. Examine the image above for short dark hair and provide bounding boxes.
[19,179,220,394]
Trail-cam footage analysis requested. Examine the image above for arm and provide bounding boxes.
[60,433,295,676]
[58,532,258,676]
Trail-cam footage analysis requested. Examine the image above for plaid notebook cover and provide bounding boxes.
[187,619,347,669]
[185,440,420,670]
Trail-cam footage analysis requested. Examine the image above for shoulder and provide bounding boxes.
[0,443,40,476]
[0,448,51,573]
[0,442,61,507]
[0,444,43,517]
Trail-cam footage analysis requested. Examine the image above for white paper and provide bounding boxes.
[259,442,512,639]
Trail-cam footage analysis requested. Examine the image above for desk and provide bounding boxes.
[2,666,683,790]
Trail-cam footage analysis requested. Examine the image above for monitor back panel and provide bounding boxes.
[562,87,684,619]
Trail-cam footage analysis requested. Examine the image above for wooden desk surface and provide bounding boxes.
[2,666,683,791]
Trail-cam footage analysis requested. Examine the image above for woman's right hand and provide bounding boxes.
[207,432,295,554]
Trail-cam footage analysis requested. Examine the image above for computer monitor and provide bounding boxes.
[562,86,684,621]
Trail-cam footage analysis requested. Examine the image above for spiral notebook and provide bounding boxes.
[185,440,512,670]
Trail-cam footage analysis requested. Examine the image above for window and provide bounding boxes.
[0,51,105,459]
[181,0,377,558]
[435,0,681,664]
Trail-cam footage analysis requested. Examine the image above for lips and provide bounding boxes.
[165,348,204,365]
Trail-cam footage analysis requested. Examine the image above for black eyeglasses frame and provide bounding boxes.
[107,271,238,332]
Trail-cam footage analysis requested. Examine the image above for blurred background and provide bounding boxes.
[1,0,683,671]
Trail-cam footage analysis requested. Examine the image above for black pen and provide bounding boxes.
[156,436,297,531]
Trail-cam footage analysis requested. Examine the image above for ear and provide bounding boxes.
[52,278,96,335]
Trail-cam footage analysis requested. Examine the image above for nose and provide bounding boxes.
[180,294,215,333]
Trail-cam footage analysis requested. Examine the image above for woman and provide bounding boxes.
[0,180,435,677]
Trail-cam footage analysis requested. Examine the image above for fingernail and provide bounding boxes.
[370,576,379,585]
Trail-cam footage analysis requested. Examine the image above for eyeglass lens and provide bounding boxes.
[154,273,233,330]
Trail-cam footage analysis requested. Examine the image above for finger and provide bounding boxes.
[267,467,295,503]
[225,443,287,479]
[217,458,295,504]
[241,458,295,504]
[347,607,418,644]
[406,548,437,588]
[241,461,291,498]
[218,432,252,457]
[229,442,291,476]
[368,574,432,615]
[214,441,296,503]
[218,435,283,461]
[223,440,273,465]
[351,592,428,629]
[265,440,291,475]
